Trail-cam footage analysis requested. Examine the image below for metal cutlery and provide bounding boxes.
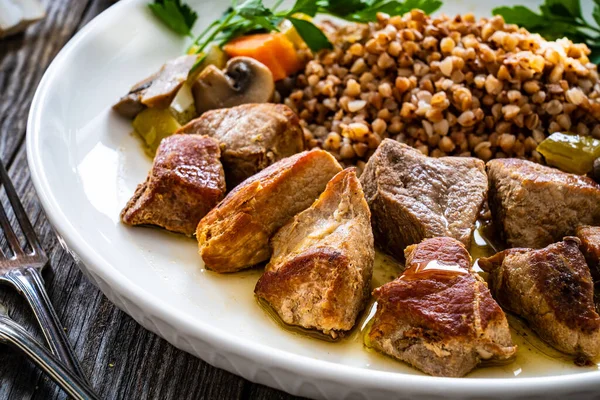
[0,160,88,381]
[0,302,99,399]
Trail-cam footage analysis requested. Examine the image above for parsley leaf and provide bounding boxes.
[590,46,600,64]
[492,6,547,29]
[594,4,600,28]
[321,0,442,23]
[323,0,366,17]
[252,16,282,31]
[401,0,443,15]
[289,0,319,17]
[493,0,600,63]
[544,0,581,20]
[289,17,333,51]
[236,0,273,18]
[153,0,443,69]
[148,0,198,36]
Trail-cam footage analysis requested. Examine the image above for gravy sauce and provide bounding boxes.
[250,220,599,376]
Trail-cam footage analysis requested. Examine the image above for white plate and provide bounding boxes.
[26,0,600,398]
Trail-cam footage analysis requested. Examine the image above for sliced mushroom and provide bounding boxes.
[112,54,197,119]
[192,57,275,115]
[112,75,156,119]
[141,55,197,108]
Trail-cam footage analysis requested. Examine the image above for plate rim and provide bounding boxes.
[25,0,600,397]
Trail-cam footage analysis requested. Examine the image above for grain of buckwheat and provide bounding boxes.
[281,11,600,170]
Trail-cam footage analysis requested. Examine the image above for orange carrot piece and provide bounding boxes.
[224,33,301,81]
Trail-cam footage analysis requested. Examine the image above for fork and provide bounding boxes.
[0,302,99,399]
[0,160,87,381]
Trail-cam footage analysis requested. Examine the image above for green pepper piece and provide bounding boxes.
[536,132,600,175]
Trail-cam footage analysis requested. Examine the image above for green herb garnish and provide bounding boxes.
[289,17,333,51]
[149,0,442,67]
[148,0,198,36]
[326,0,442,23]
[493,0,600,63]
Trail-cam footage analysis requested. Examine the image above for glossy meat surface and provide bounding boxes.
[121,134,226,236]
[255,168,374,338]
[479,237,600,358]
[367,237,516,377]
[487,159,600,248]
[196,149,342,272]
[177,103,305,189]
[360,139,487,260]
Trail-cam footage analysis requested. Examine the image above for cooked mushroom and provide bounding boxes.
[141,55,197,108]
[113,55,197,119]
[113,75,155,119]
[192,57,275,115]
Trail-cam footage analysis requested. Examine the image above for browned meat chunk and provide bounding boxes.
[177,103,305,189]
[487,159,600,249]
[121,134,225,236]
[479,237,600,359]
[255,168,374,338]
[368,237,515,376]
[196,149,342,273]
[367,237,516,377]
[113,55,197,118]
[577,225,600,283]
[360,139,487,260]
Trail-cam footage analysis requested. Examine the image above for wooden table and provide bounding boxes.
[0,1,301,398]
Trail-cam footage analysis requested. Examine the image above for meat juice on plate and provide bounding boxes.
[254,220,599,376]
[470,220,600,374]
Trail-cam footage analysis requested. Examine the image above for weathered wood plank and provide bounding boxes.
[0,138,251,400]
[0,1,301,399]
[0,0,97,166]
[248,384,305,400]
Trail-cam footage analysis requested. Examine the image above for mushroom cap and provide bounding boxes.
[192,56,275,115]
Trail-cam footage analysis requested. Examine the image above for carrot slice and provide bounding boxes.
[224,33,301,81]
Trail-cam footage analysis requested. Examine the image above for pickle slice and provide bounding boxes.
[132,108,181,155]
[536,132,600,175]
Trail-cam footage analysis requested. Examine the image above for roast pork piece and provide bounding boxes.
[487,159,600,248]
[176,103,305,189]
[113,55,197,118]
[576,225,600,283]
[479,237,600,359]
[367,237,516,377]
[360,139,487,260]
[255,168,374,338]
[121,134,226,236]
[196,149,342,273]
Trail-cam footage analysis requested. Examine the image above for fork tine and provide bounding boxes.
[0,160,42,255]
[0,199,23,257]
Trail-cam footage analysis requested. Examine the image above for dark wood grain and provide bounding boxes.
[0,1,303,399]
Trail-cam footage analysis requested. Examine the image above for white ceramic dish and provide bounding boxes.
[26,0,600,398]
